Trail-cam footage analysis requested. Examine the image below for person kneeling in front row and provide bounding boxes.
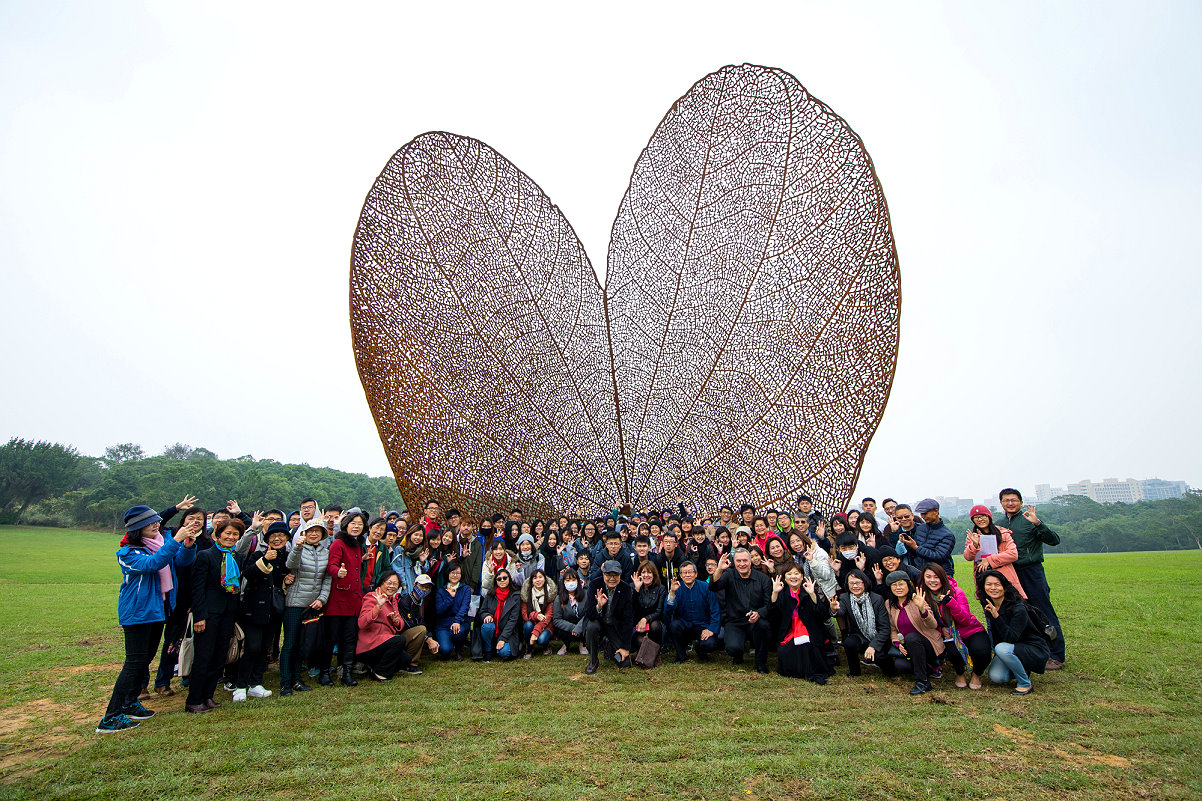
[581,560,635,674]
[665,561,721,663]
[978,570,1048,696]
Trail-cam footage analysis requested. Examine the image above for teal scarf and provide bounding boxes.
[215,544,241,593]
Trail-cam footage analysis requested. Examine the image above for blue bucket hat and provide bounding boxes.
[124,505,162,532]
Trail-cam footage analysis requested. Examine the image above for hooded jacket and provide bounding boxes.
[520,575,558,638]
[285,539,331,608]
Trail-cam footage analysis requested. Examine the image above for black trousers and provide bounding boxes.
[358,635,411,678]
[944,630,993,677]
[321,614,359,669]
[186,611,236,706]
[584,620,630,666]
[631,620,664,651]
[236,620,274,689]
[668,620,720,660]
[153,600,183,689]
[104,621,163,718]
[842,632,896,677]
[1016,563,1065,661]
[893,632,938,682]
[724,619,770,669]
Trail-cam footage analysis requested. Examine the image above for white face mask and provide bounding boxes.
[564,581,578,592]
[840,549,859,560]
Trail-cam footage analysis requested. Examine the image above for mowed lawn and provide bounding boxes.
[0,526,1199,800]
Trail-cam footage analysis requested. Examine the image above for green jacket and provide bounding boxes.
[999,512,1059,568]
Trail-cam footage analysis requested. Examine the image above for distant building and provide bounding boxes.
[933,496,974,518]
[1034,483,1064,504]
[1056,477,1191,504]
[1141,479,1191,501]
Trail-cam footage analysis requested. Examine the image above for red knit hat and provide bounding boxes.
[969,504,992,520]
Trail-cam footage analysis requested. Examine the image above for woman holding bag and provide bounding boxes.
[97,506,199,733]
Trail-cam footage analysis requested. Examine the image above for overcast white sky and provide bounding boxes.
[2,1,1199,508]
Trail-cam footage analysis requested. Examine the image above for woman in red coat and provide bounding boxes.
[356,571,411,680]
[322,511,366,687]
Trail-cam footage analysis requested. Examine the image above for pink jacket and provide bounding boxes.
[937,579,985,639]
[963,526,1027,599]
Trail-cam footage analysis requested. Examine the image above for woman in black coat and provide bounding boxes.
[834,569,894,677]
[186,519,247,713]
[630,561,668,652]
[770,562,834,684]
[551,568,587,655]
[472,568,521,661]
[233,522,290,701]
[978,570,1048,695]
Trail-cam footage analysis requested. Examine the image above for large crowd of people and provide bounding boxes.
[96,489,1066,733]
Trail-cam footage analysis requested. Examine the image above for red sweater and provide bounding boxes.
[357,593,403,653]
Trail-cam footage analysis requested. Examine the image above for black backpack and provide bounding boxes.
[1024,602,1059,644]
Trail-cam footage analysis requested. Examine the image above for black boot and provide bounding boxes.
[340,665,358,687]
[317,670,334,687]
[293,679,313,692]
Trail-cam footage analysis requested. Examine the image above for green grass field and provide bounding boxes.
[1,526,1199,800]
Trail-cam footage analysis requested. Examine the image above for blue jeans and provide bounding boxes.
[988,642,1031,688]
[434,625,468,657]
[480,622,512,658]
[523,620,551,647]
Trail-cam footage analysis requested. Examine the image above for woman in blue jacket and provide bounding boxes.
[433,563,471,659]
[97,505,199,733]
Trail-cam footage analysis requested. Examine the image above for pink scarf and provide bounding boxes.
[142,531,174,599]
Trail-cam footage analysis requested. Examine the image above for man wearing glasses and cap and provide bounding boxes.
[580,560,635,675]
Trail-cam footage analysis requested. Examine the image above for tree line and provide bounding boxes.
[942,493,1202,554]
[0,438,406,531]
[1,436,1198,551]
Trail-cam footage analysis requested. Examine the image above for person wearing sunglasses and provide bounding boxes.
[473,568,520,661]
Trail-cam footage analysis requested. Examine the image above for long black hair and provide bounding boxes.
[975,569,1021,612]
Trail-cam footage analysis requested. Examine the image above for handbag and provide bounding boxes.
[178,612,196,677]
[634,636,661,669]
[225,622,246,665]
[272,585,286,617]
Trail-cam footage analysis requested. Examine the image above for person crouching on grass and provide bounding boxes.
[97,506,199,733]
[977,570,1049,696]
[885,570,944,696]
[355,571,412,681]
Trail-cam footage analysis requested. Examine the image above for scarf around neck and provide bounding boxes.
[215,544,241,593]
[142,531,173,599]
[850,592,877,639]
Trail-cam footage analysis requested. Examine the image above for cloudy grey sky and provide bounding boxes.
[2,1,1199,508]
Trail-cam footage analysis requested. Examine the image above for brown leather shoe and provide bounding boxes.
[204,698,221,709]
[1045,659,1064,671]
[185,704,211,714]
[137,687,151,701]
[154,685,175,697]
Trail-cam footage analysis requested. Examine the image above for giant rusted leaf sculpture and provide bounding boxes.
[351,64,900,519]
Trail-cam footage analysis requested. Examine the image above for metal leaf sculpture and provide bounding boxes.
[351,64,900,519]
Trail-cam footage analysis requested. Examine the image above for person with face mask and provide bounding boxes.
[552,568,589,655]
[512,532,544,590]
[394,574,439,673]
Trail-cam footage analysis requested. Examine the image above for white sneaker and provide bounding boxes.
[247,685,272,698]
[232,689,247,702]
